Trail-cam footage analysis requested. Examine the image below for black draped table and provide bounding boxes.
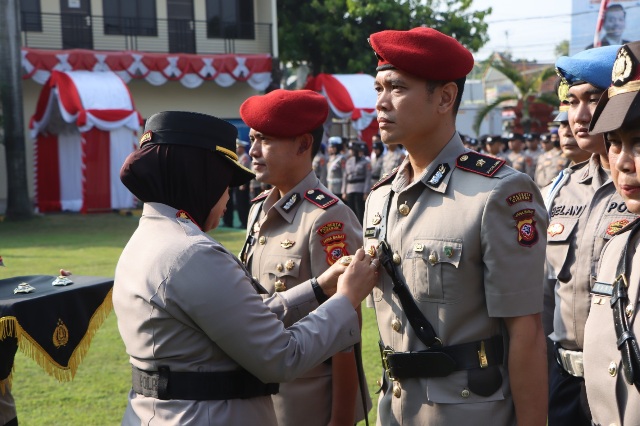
[0,275,113,384]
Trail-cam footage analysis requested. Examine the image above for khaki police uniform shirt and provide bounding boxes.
[114,203,360,426]
[365,133,547,426]
[342,156,372,195]
[312,153,328,187]
[584,221,640,426]
[546,155,638,350]
[327,153,346,195]
[507,150,535,178]
[244,171,366,425]
[534,148,566,188]
[381,149,405,177]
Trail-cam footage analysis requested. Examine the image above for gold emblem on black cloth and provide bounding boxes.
[53,318,69,348]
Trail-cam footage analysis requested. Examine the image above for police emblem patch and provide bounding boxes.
[324,242,349,266]
[513,209,538,247]
[282,193,300,212]
[53,318,69,348]
[316,221,344,236]
[612,47,634,87]
[426,163,450,187]
[606,219,630,236]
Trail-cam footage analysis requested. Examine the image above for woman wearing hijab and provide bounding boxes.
[114,111,378,425]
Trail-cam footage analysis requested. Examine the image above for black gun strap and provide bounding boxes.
[239,199,265,265]
[377,189,441,349]
[610,218,640,389]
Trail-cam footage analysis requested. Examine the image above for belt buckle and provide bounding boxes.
[382,348,397,381]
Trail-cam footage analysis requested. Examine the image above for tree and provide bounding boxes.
[278,0,492,76]
[555,40,569,57]
[472,56,558,136]
[0,0,32,219]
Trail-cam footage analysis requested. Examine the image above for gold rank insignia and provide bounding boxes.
[280,239,295,249]
[139,130,153,145]
[285,259,295,271]
[372,213,381,225]
[459,155,469,162]
[612,47,634,87]
[53,318,69,348]
[476,159,486,167]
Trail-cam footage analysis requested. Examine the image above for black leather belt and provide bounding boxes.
[379,335,504,380]
[131,365,279,400]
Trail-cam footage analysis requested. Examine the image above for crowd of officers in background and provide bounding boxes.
[223,125,582,226]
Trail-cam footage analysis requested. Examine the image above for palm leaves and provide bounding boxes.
[472,56,558,136]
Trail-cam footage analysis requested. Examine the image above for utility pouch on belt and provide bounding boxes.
[131,365,279,400]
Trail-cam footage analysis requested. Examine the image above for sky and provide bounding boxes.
[469,0,572,64]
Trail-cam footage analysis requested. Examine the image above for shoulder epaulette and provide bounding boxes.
[251,189,271,203]
[456,152,504,177]
[304,189,338,209]
[371,167,398,191]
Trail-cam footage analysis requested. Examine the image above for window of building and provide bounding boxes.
[103,0,157,36]
[21,0,42,32]
[206,0,254,40]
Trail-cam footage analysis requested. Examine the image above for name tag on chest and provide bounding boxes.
[591,281,613,296]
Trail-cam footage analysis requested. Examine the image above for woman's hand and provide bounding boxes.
[316,254,354,297]
[336,248,379,308]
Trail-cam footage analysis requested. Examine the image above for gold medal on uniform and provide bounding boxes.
[274,279,286,292]
[366,245,377,257]
[285,260,295,271]
[280,239,295,249]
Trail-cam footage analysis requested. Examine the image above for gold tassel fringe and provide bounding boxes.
[0,288,113,383]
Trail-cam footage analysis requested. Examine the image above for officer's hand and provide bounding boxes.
[316,256,353,297]
[336,248,379,309]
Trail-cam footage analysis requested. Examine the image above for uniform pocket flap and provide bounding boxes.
[265,254,302,279]
[425,369,505,404]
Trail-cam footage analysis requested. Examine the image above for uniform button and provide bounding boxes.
[428,252,438,265]
[259,236,267,245]
[392,382,401,398]
[392,252,402,265]
[274,280,286,292]
[461,388,470,398]
[626,304,634,318]
[398,202,410,216]
[391,317,401,332]
[609,361,618,377]
[276,263,284,272]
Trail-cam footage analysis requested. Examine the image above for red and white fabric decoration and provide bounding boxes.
[305,73,379,143]
[22,48,272,90]
[31,70,142,213]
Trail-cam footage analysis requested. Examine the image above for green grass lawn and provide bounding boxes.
[0,212,380,425]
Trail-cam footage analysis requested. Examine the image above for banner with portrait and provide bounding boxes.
[570,1,640,55]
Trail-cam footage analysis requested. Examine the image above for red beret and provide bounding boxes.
[368,27,474,81]
[240,89,329,138]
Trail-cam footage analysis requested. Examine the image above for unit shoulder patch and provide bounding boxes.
[456,152,505,177]
[371,167,399,191]
[304,189,338,209]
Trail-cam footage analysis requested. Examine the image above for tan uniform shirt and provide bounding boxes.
[113,203,360,426]
[534,148,566,188]
[327,154,346,196]
[507,150,535,178]
[584,221,640,426]
[245,171,367,425]
[342,156,372,195]
[365,134,547,425]
[546,155,638,350]
[312,153,328,187]
[381,149,405,177]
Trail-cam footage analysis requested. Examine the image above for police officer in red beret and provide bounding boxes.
[364,27,549,425]
[239,89,370,426]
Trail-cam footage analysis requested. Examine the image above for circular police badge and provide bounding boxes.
[557,80,569,102]
[612,47,634,87]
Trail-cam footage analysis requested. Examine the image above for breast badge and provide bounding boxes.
[280,239,295,249]
[547,223,564,237]
[606,219,630,236]
[513,209,539,247]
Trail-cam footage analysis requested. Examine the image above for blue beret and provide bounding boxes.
[555,45,621,90]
